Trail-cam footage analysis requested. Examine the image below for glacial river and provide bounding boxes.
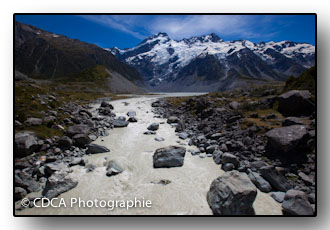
[18,93,282,215]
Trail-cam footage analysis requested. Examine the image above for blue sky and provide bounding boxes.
[15,14,315,49]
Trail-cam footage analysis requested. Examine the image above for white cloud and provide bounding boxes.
[80,15,279,41]
[79,15,147,39]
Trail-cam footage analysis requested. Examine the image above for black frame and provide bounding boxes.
[13,13,317,217]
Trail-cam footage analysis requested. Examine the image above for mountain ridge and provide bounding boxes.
[109,32,315,91]
[15,21,144,87]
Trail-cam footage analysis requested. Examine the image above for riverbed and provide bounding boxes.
[18,93,282,215]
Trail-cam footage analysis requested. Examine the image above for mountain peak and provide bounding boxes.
[202,33,223,42]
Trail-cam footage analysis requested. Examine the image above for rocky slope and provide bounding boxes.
[110,33,315,91]
[15,21,145,94]
[151,78,315,215]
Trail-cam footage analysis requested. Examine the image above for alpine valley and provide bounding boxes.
[109,32,315,92]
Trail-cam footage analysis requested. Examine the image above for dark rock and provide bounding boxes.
[15,161,31,170]
[271,191,286,203]
[44,162,70,176]
[307,193,315,204]
[42,171,78,199]
[147,122,159,131]
[247,170,272,193]
[282,189,313,215]
[72,134,91,147]
[153,146,186,168]
[207,171,257,215]
[69,157,85,167]
[249,113,259,118]
[98,107,114,116]
[143,131,156,135]
[15,131,38,157]
[86,144,110,154]
[283,117,304,126]
[100,101,113,109]
[167,116,180,124]
[260,166,292,192]
[227,115,241,123]
[212,150,222,164]
[106,160,124,177]
[128,117,138,122]
[249,161,268,171]
[298,172,314,185]
[206,145,218,154]
[219,143,228,152]
[178,132,188,140]
[15,187,27,201]
[222,163,235,172]
[15,171,40,193]
[57,136,73,148]
[79,109,92,118]
[191,150,201,156]
[67,124,90,137]
[277,90,315,117]
[201,108,214,119]
[155,179,171,185]
[221,153,239,168]
[113,119,129,128]
[266,125,309,153]
[266,113,277,119]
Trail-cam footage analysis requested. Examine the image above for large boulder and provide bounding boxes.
[277,90,314,117]
[260,166,292,192]
[42,171,78,199]
[265,125,309,153]
[153,146,186,168]
[113,119,129,128]
[282,189,313,215]
[207,171,257,215]
[15,132,39,157]
[147,123,159,131]
[86,144,110,154]
[66,124,90,137]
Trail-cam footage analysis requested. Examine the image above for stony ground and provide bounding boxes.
[151,85,316,215]
[14,79,316,215]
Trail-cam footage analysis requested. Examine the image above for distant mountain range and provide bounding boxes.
[14,21,145,94]
[109,32,315,91]
[14,21,315,93]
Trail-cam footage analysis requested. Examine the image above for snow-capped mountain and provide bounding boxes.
[108,32,315,91]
